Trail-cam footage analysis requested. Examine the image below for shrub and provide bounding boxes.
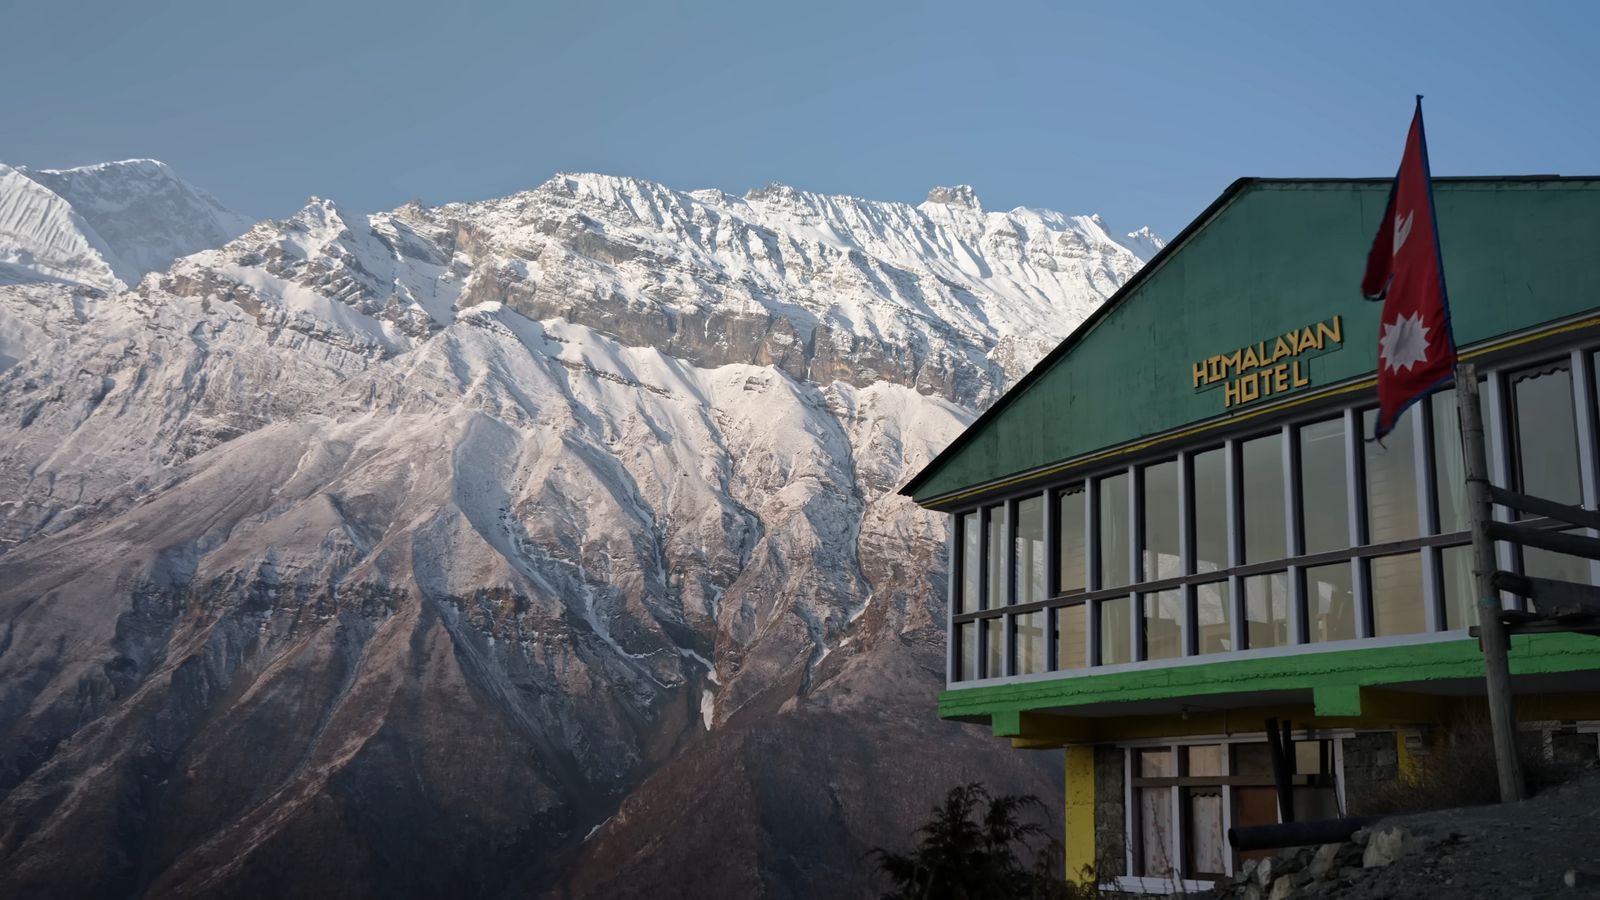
[1358,717,1583,815]
[871,783,1095,900]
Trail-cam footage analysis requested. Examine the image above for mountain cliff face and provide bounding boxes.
[0,164,1153,898]
[0,159,252,293]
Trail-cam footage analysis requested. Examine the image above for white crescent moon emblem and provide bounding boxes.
[1394,210,1414,254]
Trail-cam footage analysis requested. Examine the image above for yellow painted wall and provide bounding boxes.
[1064,745,1096,884]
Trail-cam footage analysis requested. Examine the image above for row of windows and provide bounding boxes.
[1124,738,1338,884]
[951,353,1596,682]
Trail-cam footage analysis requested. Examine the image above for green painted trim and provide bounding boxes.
[990,709,1023,738]
[939,633,1600,721]
[906,178,1600,505]
[1313,684,1364,717]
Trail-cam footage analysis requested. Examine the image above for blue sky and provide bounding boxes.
[5,1,1595,238]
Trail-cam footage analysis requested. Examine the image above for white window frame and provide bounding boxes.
[1107,730,1352,895]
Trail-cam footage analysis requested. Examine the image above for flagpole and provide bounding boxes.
[1455,361,1526,802]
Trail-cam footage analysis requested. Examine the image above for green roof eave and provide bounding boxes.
[902,175,1600,507]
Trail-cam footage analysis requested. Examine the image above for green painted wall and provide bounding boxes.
[912,179,1600,504]
[938,632,1600,721]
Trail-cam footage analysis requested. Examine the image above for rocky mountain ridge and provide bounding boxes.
[0,159,252,292]
[0,161,1155,898]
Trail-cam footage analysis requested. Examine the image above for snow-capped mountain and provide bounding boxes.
[0,159,252,292]
[1122,224,1167,262]
[0,165,1156,898]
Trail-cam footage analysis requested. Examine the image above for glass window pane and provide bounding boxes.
[1185,788,1227,877]
[1099,596,1132,665]
[1244,571,1289,649]
[1440,544,1479,630]
[1055,604,1087,670]
[986,505,1005,608]
[1363,407,1420,542]
[1192,447,1229,574]
[1232,742,1272,777]
[1142,459,1181,581]
[1186,744,1223,777]
[1099,473,1131,588]
[1242,433,1287,563]
[1139,788,1175,877]
[960,512,980,614]
[1371,553,1426,636]
[1015,495,1046,605]
[1524,529,1591,586]
[1058,487,1087,593]
[1432,389,1469,533]
[1304,562,1357,643]
[1139,748,1175,777]
[1299,418,1350,554]
[984,617,1005,677]
[1511,362,1581,507]
[1143,589,1182,661]
[1295,739,1331,775]
[1195,580,1232,654]
[1014,611,1047,675]
[957,622,978,681]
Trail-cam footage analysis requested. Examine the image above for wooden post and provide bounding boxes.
[1455,362,1527,802]
[1264,717,1295,823]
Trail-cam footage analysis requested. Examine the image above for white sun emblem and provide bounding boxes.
[1379,311,1432,373]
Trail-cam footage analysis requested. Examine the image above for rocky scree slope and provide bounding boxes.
[0,165,1155,898]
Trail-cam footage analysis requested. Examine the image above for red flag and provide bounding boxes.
[1361,97,1457,440]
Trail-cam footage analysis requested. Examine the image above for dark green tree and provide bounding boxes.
[871,783,1091,900]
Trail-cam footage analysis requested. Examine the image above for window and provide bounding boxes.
[1299,418,1349,554]
[1015,611,1047,675]
[983,618,1005,677]
[1143,589,1182,661]
[1195,581,1231,654]
[959,511,980,614]
[1244,572,1289,649]
[1192,447,1229,574]
[956,622,978,681]
[1510,361,1581,507]
[1431,389,1469,533]
[1182,744,1226,881]
[1135,749,1176,878]
[1015,495,1046,605]
[1185,787,1226,878]
[1099,473,1132,589]
[1439,544,1478,630]
[1304,562,1357,643]
[1371,553,1425,636]
[1058,486,1087,593]
[948,347,1600,685]
[1099,596,1132,665]
[1142,460,1181,580]
[1056,604,1088,670]
[1363,407,1420,543]
[1523,530,1592,586]
[1128,738,1341,883]
[1242,433,1286,563]
[986,505,1006,608]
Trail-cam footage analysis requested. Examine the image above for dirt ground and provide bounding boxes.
[1236,771,1600,899]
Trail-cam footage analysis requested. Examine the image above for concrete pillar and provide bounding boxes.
[1064,744,1096,884]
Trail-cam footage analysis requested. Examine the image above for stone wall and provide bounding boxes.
[1093,744,1127,878]
[1340,731,1400,816]
[1551,727,1599,767]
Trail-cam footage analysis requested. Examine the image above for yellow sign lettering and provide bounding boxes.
[1192,315,1345,410]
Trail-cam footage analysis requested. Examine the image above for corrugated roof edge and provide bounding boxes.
[898,175,1596,502]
